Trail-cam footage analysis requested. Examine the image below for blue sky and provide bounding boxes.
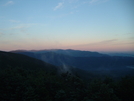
[0,0,134,52]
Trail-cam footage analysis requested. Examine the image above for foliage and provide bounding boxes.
[0,66,134,101]
[0,51,134,101]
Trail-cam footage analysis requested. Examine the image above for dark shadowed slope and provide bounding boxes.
[0,51,57,72]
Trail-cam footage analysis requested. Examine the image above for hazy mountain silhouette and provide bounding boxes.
[32,49,109,57]
[11,49,134,69]
[10,49,134,78]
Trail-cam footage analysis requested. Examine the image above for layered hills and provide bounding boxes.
[1,50,134,101]
[11,49,134,78]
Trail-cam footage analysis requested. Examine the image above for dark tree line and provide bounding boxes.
[0,66,134,101]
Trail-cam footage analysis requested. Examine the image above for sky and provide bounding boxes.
[0,0,134,52]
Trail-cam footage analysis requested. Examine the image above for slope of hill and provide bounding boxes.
[0,50,134,101]
[11,49,134,78]
[0,51,57,72]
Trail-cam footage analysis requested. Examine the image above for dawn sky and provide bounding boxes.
[0,0,134,52]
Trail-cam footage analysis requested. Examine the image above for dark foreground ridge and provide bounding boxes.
[0,50,134,101]
[0,51,57,72]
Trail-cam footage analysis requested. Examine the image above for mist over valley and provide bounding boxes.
[10,49,134,79]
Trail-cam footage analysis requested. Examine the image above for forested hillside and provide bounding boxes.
[0,51,134,101]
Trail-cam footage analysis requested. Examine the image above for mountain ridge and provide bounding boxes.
[10,49,109,57]
[10,50,134,69]
[1,50,134,79]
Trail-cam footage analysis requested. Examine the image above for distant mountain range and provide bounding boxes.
[11,49,109,57]
[0,49,133,80]
[10,49,134,69]
[103,52,134,57]
[10,49,134,78]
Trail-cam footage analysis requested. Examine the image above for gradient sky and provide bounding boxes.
[0,0,134,52]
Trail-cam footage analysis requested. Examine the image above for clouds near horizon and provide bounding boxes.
[0,0,133,52]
